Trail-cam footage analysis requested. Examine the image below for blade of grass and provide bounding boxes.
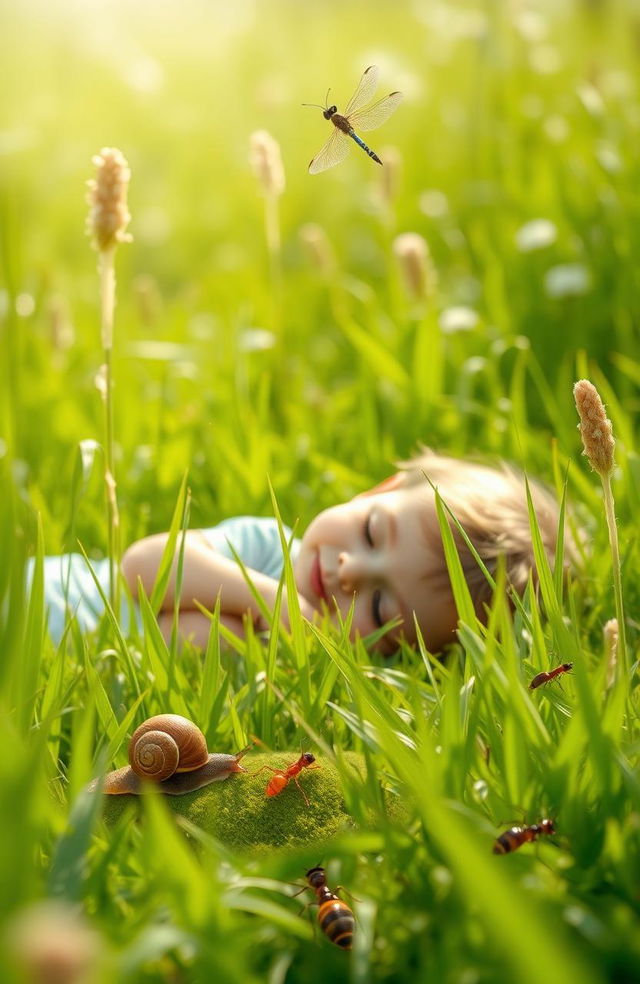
[16,513,45,733]
[76,542,141,700]
[148,471,189,613]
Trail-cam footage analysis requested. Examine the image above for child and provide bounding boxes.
[33,449,567,653]
[118,448,568,655]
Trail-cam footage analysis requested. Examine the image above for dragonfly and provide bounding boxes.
[304,65,402,174]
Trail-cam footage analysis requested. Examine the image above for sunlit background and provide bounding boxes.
[3,0,639,542]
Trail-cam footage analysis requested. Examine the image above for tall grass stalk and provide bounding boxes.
[99,250,119,610]
[249,131,285,335]
[393,231,442,411]
[86,148,132,610]
[573,378,628,677]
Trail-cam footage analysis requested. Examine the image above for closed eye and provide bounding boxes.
[364,513,374,547]
[372,589,383,628]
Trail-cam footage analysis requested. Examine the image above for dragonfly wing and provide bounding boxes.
[309,128,350,174]
[343,64,379,117]
[349,91,403,133]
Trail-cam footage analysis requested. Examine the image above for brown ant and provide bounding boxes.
[529,661,573,690]
[493,819,556,854]
[296,866,355,949]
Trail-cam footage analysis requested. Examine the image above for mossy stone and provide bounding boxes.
[101,752,388,852]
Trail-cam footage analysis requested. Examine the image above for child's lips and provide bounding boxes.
[310,551,327,602]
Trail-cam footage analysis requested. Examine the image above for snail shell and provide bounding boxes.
[129,714,208,781]
[90,714,250,796]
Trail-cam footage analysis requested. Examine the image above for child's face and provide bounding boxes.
[294,483,457,654]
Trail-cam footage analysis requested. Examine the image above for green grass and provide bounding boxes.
[1,0,639,981]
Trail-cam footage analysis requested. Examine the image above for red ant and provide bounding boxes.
[493,819,556,854]
[529,661,573,690]
[249,751,321,806]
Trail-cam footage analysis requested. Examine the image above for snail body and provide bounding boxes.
[92,714,250,796]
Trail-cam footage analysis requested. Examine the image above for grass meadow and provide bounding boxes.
[1,0,640,981]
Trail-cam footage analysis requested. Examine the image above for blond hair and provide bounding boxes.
[396,448,571,618]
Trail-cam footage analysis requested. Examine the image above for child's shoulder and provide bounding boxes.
[201,515,291,540]
[199,516,298,577]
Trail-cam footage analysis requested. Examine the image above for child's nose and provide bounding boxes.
[337,551,369,593]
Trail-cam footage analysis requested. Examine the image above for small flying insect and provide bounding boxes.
[249,751,320,806]
[304,65,403,174]
[300,866,355,950]
[529,661,573,690]
[493,819,556,855]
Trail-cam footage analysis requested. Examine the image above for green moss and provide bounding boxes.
[101,752,401,853]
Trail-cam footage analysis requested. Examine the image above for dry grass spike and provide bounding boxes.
[573,379,615,478]
[86,147,132,253]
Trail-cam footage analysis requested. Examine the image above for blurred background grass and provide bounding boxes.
[1,1,639,982]
[2,0,640,545]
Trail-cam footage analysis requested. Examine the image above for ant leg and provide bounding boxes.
[293,775,311,807]
[296,898,317,915]
[336,885,361,904]
[298,901,319,941]
[289,883,309,900]
[245,765,285,778]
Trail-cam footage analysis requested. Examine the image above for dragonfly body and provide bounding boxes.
[324,107,383,165]
[305,66,402,174]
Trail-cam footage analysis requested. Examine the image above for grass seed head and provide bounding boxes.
[299,222,335,276]
[249,129,285,197]
[573,378,615,477]
[393,231,437,302]
[86,147,132,252]
[378,144,402,206]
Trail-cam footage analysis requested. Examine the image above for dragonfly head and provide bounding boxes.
[323,105,337,120]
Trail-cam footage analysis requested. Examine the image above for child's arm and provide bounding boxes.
[121,531,315,641]
[156,609,247,648]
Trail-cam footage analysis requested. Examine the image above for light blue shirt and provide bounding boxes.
[29,517,301,644]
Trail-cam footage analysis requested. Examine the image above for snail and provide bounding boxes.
[91,714,251,796]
